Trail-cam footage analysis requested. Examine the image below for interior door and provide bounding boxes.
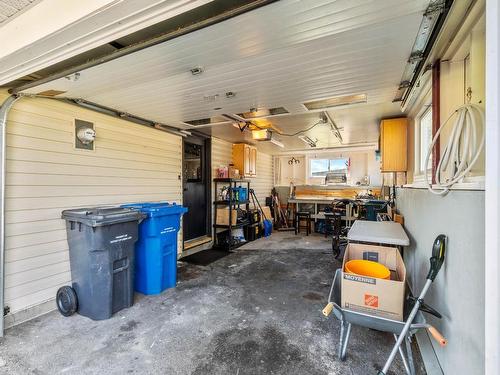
[183,136,210,241]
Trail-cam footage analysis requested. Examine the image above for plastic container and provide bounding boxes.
[247,209,260,224]
[60,207,144,320]
[263,219,273,237]
[238,187,248,201]
[121,202,187,295]
[345,259,391,280]
[244,224,259,241]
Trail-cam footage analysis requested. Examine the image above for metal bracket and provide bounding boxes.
[425,0,446,16]
[408,52,424,64]
[398,81,412,90]
[3,306,9,316]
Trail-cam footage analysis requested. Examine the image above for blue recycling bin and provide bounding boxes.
[121,202,187,295]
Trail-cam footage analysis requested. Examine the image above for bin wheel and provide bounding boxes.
[56,286,78,317]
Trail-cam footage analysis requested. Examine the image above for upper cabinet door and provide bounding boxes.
[244,145,251,176]
[250,147,257,176]
[380,118,408,172]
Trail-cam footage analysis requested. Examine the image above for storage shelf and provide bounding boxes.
[213,178,250,183]
[214,221,249,229]
[214,200,249,206]
[213,177,252,251]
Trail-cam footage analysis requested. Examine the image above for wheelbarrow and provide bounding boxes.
[322,236,447,375]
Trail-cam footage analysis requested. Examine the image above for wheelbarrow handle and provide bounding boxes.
[322,302,334,317]
[428,326,447,347]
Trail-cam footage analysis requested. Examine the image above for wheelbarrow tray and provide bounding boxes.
[330,269,426,334]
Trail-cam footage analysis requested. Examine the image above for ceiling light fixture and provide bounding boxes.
[298,135,317,148]
[303,94,367,111]
[240,107,289,119]
[324,112,343,144]
[269,138,284,148]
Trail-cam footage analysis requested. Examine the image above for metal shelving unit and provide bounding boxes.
[213,178,251,251]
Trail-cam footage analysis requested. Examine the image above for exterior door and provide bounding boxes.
[183,135,211,241]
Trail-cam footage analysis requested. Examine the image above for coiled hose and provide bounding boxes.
[424,103,485,195]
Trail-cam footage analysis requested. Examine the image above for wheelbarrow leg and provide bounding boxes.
[338,320,345,360]
[341,322,352,360]
[393,334,411,375]
[338,320,351,361]
[405,334,416,375]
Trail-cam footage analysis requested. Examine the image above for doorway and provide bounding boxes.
[183,135,211,242]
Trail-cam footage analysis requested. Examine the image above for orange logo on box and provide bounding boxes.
[364,294,379,308]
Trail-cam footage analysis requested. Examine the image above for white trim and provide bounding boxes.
[485,0,500,373]
[273,142,378,156]
[414,104,433,176]
[0,0,212,85]
[404,176,485,191]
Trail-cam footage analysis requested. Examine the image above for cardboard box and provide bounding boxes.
[216,208,238,226]
[341,243,406,321]
[260,206,273,223]
[228,166,240,179]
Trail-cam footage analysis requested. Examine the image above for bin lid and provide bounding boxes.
[61,207,145,227]
[121,202,188,218]
[347,221,410,246]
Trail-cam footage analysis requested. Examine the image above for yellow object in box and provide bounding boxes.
[345,260,391,280]
[341,243,406,321]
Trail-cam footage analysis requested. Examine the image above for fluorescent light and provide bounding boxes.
[298,135,317,147]
[303,94,367,110]
[269,138,284,148]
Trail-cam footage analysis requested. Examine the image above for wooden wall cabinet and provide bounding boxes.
[380,118,408,172]
[232,143,257,177]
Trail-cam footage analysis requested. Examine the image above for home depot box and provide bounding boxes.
[341,243,406,321]
[216,208,238,226]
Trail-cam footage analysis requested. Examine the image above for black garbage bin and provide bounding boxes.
[58,207,144,320]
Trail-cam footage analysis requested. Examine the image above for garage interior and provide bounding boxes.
[0,0,495,374]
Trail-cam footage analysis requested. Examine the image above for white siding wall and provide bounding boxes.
[1,93,182,322]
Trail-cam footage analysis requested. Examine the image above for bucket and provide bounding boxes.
[345,259,391,280]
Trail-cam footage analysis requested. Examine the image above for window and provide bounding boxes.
[310,158,349,177]
[184,142,202,182]
[418,107,433,174]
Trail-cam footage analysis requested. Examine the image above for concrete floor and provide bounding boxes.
[0,232,425,375]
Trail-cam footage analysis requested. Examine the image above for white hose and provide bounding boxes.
[424,103,485,195]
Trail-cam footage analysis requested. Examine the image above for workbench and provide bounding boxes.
[288,196,385,222]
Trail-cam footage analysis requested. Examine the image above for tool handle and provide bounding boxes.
[322,302,333,317]
[428,326,447,347]
[427,234,447,281]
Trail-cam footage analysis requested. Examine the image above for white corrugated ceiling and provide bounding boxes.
[0,0,37,24]
[21,0,430,151]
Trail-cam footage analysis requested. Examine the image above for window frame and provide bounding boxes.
[413,104,433,181]
[309,157,349,178]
